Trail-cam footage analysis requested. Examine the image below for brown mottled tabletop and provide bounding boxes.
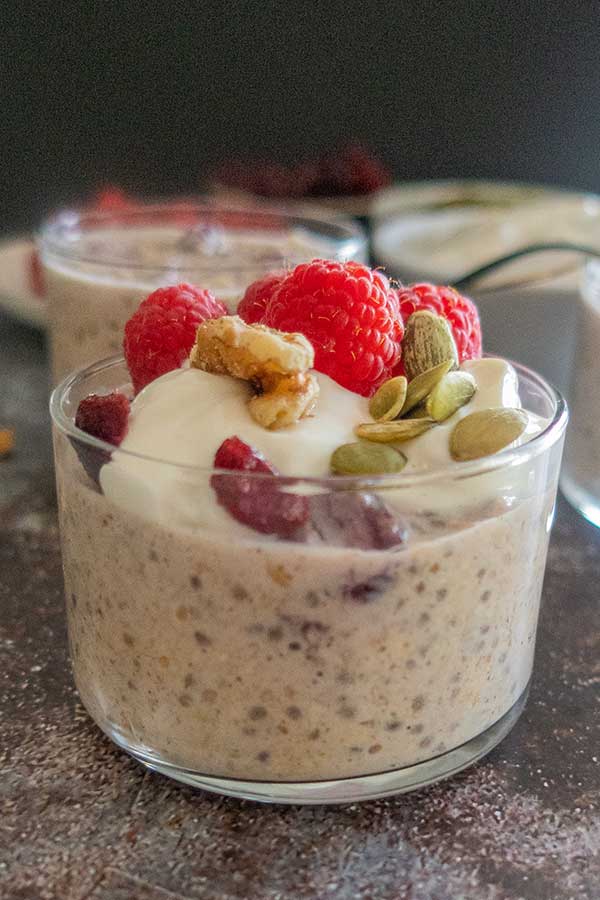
[1,313,599,900]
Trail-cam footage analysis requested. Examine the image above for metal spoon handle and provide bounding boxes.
[453,242,600,291]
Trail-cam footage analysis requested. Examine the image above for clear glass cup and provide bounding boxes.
[39,200,366,382]
[561,260,600,526]
[50,356,567,804]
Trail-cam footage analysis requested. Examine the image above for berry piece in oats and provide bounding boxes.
[214,436,276,474]
[75,392,130,446]
[308,492,407,550]
[212,437,309,538]
[73,391,130,483]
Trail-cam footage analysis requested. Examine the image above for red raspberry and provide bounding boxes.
[262,260,404,396]
[73,391,130,483]
[93,186,137,211]
[237,270,286,324]
[214,436,275,474]
[211,437,309,538]
[395,284,482,374]
[27,248,46,298]
[75,392,130,445]
[318,144,392,196]
[124,284,228,393]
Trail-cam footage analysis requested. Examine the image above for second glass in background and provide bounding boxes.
[561,260,600,527]
[39,200,366,381]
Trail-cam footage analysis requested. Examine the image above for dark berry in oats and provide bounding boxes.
[307,492,406,550]
[73,391,130,483]
[75,392,130,445]
[343,571,396,603]
[212,437,309,538]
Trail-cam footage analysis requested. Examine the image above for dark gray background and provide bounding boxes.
[2,0,599,232]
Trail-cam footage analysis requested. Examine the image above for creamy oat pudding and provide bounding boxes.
[39,201,365,381]
[51,260,567,803]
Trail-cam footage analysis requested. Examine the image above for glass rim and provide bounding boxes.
[37,197,366,275]
[50,354,568,488]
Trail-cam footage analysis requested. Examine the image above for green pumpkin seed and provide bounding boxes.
[425,371,477,422]
[369,376,408,422]
[330,441,408,475]
[449,407,529,461]
[355,418,436,443]
[400,359,454,415]
[403,310,459,381]
[404,402,431,419]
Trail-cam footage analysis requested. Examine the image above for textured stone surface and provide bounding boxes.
[1,312,599,899]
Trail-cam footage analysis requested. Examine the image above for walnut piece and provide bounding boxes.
[190,316,319,430]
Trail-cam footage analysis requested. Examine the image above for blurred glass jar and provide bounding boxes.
[372,180,600,399]
[561,260,600,526]
[39,200,365,382]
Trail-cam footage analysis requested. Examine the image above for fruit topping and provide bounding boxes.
[211,437,309,538]
[237,270,287,324]
[123,284,228,393]
[308,492,407,550]
[394,283,482,375]
[259,259,404,397]
[214,435,276,474]
[190,315,319,429]
[213,438,406,548]
[92,186,138,211]
[75,392,131,445]
[73,391,131,483]
[215,144,392,198]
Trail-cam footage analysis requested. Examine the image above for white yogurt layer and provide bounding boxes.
[100,359,547,536]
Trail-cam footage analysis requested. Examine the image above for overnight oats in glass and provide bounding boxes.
[39,201,365,381]
[50,261,567,803]
[561,260,600,526]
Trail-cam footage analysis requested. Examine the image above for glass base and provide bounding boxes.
[560,472,600,529]
[105,686,529,805]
